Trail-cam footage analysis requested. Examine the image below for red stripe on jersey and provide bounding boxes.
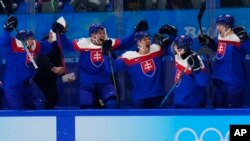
[112,39,121,50]
[11,38,25,52]
[73,40,101,52]
[175,62,192,74]
[34,42,41,54]
[11,38,41,53]
[219,40,241,47]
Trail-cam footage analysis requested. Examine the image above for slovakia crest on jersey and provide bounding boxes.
[90,51,104,67]
[140,59,156,77]
[216,42,226,58]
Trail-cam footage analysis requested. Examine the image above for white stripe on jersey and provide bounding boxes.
[121,44,161,60]
[75,37,116,49]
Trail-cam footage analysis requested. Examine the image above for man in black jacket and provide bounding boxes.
[33,31,64,109]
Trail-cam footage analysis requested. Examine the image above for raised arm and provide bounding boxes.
[0,16,18,48]
[52,19,75,51]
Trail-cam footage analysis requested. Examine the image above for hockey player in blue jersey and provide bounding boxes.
[171,35,209,108]
[0,16,53,109]
[102,30,175,108]
[51,17,147,108]
[198,14,250,108]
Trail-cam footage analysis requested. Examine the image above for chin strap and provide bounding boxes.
[91,35,101,45]
[222,27,231,37]
[138,42,148,53]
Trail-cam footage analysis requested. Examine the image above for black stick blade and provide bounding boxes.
[198,1,206,35]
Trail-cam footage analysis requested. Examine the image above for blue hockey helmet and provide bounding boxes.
[216,14,235,28]
[89,24,105,35]
[16,30,34,40]
[173,35,192,51]
[134,31,150,42]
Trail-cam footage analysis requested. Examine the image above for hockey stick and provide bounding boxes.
[159,66,190,108]
[0,0,38,69]
[197,0,214,100]
[103,28,120,106]
[197,0,213,73]
[198,0,206,36]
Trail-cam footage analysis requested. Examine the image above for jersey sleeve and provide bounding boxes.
[104,56,126,73]
[57,34,75,51]
[113,32,136,51]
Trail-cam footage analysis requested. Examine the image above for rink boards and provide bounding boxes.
[0,109,250,141]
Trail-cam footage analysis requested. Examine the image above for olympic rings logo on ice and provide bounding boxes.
[175,127,229,141]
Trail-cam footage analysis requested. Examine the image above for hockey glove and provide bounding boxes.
[187,54,202,72]
[159,24,177,36]
[154,33,172,48]
[3,16,18,32]
[134,20,148,32]
[198,34,217,52]
[233,26,249,42]
[102,39,113,56]
[52,22,65,34]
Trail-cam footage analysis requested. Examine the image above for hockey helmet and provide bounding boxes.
[216,14,235,28]
[134,31,150,42]
[89,24,105,35]
[172,35,192,52]
[16,30,34,40]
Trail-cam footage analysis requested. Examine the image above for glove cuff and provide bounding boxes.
[3,25,13,32]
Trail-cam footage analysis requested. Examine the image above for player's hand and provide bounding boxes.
[3,16,18,32]
[187,54,202,72]
[102,39,112,56]
[233,26,249,42]
[154,33,172,48]
[52,67,65,75]
[159,24,177,36]
[52,22,65,34]
[198,34,214,46]
[134,20,148,32]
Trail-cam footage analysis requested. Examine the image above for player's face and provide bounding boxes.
[48,32,55,42]
[26,37,34,47]
[138,36,151,53]
[216,24,230,37]
[91,29,106,45]
[173,44,184,57]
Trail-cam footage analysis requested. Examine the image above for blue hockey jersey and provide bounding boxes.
[59,32,135,84]
[212,34,250,86]
[173,53,209,107]
[104,44,165,100]
[0,31,52,87]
